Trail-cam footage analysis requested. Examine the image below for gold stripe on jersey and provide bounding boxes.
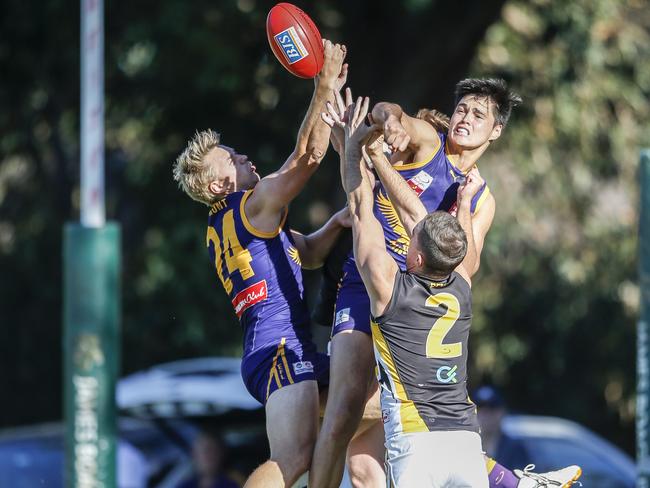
[266,338,289,400]
[394,133,442,172]
[280,343,295,385]
[240,190,288,239]
[473,185,491,214]
[376,191,410,256]
[371,320,428,433]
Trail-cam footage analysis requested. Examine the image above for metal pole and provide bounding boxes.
[638,149,650,487]
[80,0,105,228]
[64,0,118,486]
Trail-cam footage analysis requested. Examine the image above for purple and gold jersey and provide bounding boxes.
[206,190,311,356]
[374,131,490,269]
[334,132,490,336]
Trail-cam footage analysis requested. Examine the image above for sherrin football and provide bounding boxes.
[266,3,324,79]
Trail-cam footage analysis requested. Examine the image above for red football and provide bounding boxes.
[266,3,324,79]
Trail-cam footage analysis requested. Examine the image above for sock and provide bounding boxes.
[486,457,519,488]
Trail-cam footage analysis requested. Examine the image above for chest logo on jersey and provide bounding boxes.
[436,364,458,384]
[407,170,434,196]
[232,280,268,318]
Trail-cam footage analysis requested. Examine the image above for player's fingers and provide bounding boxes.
[326,101,342,125]
[360,96,370,122]
[339,63,349,82]
[345,87,353,109]
[335,89,346,117]
[352,96,363,127]
[398,134,410,152]
[321,112,335,127]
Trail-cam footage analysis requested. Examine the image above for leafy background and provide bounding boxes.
[1,0,648,456]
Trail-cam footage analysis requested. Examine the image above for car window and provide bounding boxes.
[0,439,64,488]
[521,438,634,488]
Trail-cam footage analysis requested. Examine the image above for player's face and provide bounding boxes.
[224,146,261,191]
[206,145,260,197]
[448,95,502,150]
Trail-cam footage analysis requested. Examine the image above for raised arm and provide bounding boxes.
[341,98,398,317]
[371,102,440,154]
[291,208,351,270]
[365,137,427,237]
[455,168,495,277]
[246,41,347,230]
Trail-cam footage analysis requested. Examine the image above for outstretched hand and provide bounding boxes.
[343,94,374,150]
[321,87,354,153]
[317,40,346,88]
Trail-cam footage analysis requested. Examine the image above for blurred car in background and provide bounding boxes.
[498,414,636,488]
[0,417,196,488]
[0,357,266,488]
[0,358,637,487]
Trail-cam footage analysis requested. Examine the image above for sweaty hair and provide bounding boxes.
[173,129,221,206]
[415,108,450,133]
[417,211,468,276]
[454,78,522,127]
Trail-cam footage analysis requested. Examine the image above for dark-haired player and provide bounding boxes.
[311,78,513,488]
[312,81,581,488]
[340,93,489,487]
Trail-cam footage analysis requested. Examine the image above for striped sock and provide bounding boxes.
[486,457,519,488]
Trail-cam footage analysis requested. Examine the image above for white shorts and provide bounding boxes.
[385,430,488,488]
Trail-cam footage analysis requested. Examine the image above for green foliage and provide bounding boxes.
[468,0,649,452]
[0,0,646,456]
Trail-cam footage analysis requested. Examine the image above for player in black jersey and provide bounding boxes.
[336,94,488,486]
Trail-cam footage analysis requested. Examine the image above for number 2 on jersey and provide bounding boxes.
[425,293,462,359]
[206,210,254,293]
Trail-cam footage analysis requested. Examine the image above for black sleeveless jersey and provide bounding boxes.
[371,270,479,438]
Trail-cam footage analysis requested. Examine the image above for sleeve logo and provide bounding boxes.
[232,280,268,318]
[274,27,309,65]
[407,170,434,196]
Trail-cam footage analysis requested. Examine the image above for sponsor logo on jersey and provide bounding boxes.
[382,409,390,424]
[436,364,458,384]
[407,170,434,196]
[335,307,351,326]
[274,27,309,65]
[232,280,267,318]
[292,360,314,376]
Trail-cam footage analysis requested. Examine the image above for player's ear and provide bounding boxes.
[489,123,502,142]
[208,179,228,198]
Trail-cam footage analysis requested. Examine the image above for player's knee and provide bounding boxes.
[271,448,312,482]
[348,456,384,488]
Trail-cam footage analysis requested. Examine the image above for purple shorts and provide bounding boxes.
[241,336,330,405]
[332,271,372,336]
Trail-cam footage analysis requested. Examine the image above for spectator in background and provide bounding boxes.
[177,430,239,488]
[474,385,531,473]
[474,385,508,459]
